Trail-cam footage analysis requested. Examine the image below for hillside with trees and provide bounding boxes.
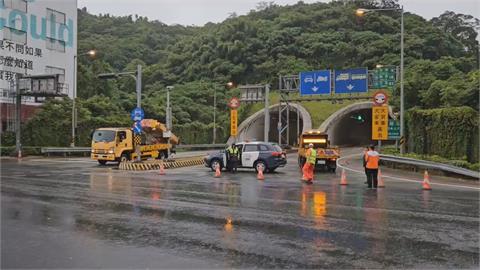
[3,0,478,149]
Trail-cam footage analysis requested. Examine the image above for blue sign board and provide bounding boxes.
[334,68,368,93]
[299,70,331,96]
[130,107,144,122]
[133,121,142,135]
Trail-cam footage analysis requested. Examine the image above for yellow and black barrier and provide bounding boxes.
[118,156,205,171]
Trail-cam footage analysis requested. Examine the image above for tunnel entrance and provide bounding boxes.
[230,103,312,146]
[319,101,394,147]
[330,108,373,146]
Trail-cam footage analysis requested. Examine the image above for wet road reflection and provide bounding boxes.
[1,157,479,269]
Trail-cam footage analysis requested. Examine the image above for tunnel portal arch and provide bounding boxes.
[319,101,395,146]
[228,103,312,145]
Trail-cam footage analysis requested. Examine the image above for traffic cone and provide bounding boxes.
[377,169,385,188]
[214,164,221,178]
[158,162,165,175]
[422,170,432,190]
[339,169,348,185]
[257,165,265,180]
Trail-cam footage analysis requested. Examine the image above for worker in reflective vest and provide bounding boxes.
[302,143,317,183]
[365,145,380,189]
[226,144,239,173]
[363,146,369,184]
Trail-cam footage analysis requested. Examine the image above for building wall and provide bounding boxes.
[0,0,77,132]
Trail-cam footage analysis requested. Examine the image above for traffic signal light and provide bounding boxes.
[351,114,365,123]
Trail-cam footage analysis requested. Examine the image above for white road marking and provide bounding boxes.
[337,154,480,191]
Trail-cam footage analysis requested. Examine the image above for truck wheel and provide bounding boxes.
[120,153,129,162]
[98,160,107,165]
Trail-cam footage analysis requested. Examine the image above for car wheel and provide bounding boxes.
[98,160,107,165]
[254,160,267,173]
[210,159,222,171]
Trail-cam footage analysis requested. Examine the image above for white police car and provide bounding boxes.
[204,141,287,173]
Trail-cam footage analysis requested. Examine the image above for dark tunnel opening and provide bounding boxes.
[330,108,379,147]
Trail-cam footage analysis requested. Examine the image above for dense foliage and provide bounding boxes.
[406,107,479,163]
[5,0,479,148]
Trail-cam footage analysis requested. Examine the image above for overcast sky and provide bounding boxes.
[77,0,479,26]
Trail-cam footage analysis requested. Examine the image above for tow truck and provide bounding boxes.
[297,130,340,172]
[91,119,179,165]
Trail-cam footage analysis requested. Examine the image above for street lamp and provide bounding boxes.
[356,6,405,154]
[97,65,143,161]
[166,86,173,130]
[71,49,96,147]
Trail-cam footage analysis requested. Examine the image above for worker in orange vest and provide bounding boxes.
[363,146,369,184]
[365,145,380,189]
[302,143,316,183]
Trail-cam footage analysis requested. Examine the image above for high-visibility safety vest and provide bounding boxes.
[366,150,380,169]
[227,146,238,157]
[306,148,317,165]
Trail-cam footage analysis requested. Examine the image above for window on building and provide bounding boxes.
[45,66,65,83]
[3,0,27,12]
[3,27,27,44]
[46,8,66,25]
[46,38,65,53]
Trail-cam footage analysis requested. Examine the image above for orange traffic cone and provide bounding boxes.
[214,164,221,178]
[377,169,385,188]
[257,165,265,180]
[422,170,432,190]
[159,162,165,175]
[339,169,348,185]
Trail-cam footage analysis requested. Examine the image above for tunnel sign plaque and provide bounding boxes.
[230,109,238,136]
[372,107,388,140]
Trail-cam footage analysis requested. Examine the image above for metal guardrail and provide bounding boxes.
[380,154,479,179]
[176,144,227,149]
[40,145,227,155]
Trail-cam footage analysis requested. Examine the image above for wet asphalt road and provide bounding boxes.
[1,152,479,269]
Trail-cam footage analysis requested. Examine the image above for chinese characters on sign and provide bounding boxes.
[372,66,396,89]
[388,120,400,140]
[372,106,389,140]
[0,39,43,82]
[230,109,238,136]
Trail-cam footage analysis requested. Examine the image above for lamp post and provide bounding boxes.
[166,86,174,130]
[213,87,216,144]
[356,6,405,153]
[71,49,96,147]
[98,65,143,161]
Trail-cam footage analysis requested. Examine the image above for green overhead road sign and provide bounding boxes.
[388,119,400,140]
[372,66,397,89]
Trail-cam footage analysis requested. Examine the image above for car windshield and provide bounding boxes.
[93,130,116,142]
[270,144,283,152]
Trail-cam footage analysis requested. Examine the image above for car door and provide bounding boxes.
[242,144,259,167]
[235,144,244,167]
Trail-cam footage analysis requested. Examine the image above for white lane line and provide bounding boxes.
[337,154,480,191]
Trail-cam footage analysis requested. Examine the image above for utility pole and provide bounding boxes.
[136,64,142,108]
[15,74,22,159]
[135,64,142,162]
[213,88,216,144]
[264,84,270,142]
[399,6,405,154]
